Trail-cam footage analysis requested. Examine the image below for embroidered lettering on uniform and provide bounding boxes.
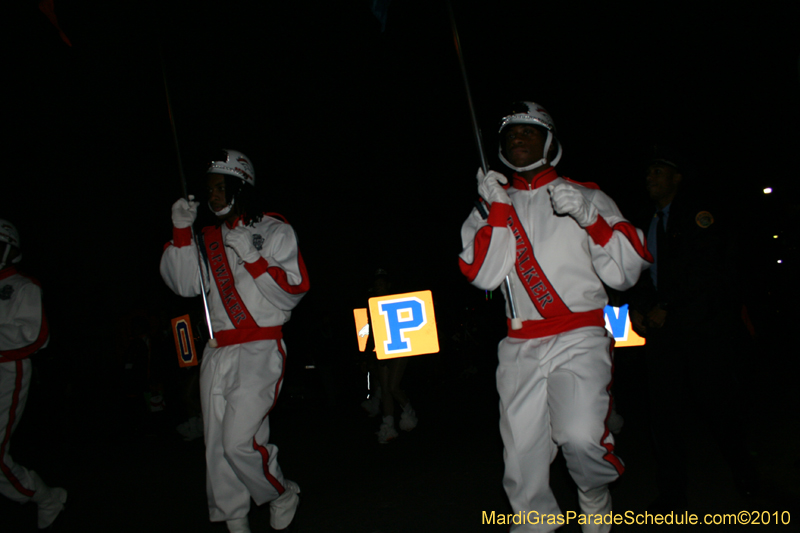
[229,303,246,324]
[505,206,571,318]
[203,226,260,331]
[0,285,12,300]
[522,266,540,283]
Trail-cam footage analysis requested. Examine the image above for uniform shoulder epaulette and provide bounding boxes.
[562,177,600,190]
[264,212,288,224]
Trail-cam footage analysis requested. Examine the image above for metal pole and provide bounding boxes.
[447,1,522,329]
[160,47,215,342]
[447,0,488,175]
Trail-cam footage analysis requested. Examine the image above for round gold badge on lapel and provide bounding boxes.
[695,211,714,228]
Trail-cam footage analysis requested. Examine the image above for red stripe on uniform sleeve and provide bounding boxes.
[613,221,654,263]
[585,215,614,246]
[267,252,310,295]
[244,257,270,279]
[459,225,493,283]
[172,226,192,248]
[487,202,512,227]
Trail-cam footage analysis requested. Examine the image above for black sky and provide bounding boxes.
[6,0,799,362]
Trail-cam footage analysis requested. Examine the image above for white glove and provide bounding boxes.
[477,168,510,206]
[225,225,261,263]
[171,195,198,229]
[547,183,598,227]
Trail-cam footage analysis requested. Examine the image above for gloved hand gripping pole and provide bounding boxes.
[447,1,522,330]
[160,50,215,344]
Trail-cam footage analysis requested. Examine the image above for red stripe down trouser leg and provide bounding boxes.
[497,327,621,533]
[200,339,287,522]
[0,359,35,502]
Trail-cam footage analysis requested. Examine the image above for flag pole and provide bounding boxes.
[159,47,215,343]
[446,1,522,330]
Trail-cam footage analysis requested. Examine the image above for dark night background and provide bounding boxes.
[3,1,800,531]
[7,0,799,369]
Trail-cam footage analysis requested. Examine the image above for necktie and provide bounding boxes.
[656,210,667,295]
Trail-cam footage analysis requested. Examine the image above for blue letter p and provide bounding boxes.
[378,297,427,355]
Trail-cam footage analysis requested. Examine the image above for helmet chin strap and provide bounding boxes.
[209,198,235,217]
[0,245,9,271]
[499,152,548,172]
[499,131,563,172]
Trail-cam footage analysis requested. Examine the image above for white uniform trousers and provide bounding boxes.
[497,327,621,533]
[200,339,288,522]
[0,359,35,503]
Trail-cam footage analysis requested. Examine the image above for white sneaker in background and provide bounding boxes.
[176,416,203,441]
[376,415,398,444]
[399,403,418,431]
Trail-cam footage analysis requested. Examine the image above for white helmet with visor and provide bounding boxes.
[206,149,255,216]
[498,101,562,172]
[0,219,21,270]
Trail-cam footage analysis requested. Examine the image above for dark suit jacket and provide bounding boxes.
[626,192,742,336]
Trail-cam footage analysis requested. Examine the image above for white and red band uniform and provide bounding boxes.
[160,213,309,523]
[460,167,651,532]
[0,266,50,503]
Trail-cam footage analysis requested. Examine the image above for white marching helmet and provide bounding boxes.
[207,149,255,186]
[206,149,255,216]
[498,101,563,172]
[0,219,21,270]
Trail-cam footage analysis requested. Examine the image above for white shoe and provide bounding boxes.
[270,479,300,530]
[187,416,204,441]
[399,403,417,431]
[578,485,612,533]
[226,517,251,533]
[31,471,67,529]
[376,415,398,444]
[177,416,203,440]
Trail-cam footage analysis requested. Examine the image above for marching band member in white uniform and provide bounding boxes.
[161,150,309,532]
[0,219,67,529]
[459,103,651,533]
